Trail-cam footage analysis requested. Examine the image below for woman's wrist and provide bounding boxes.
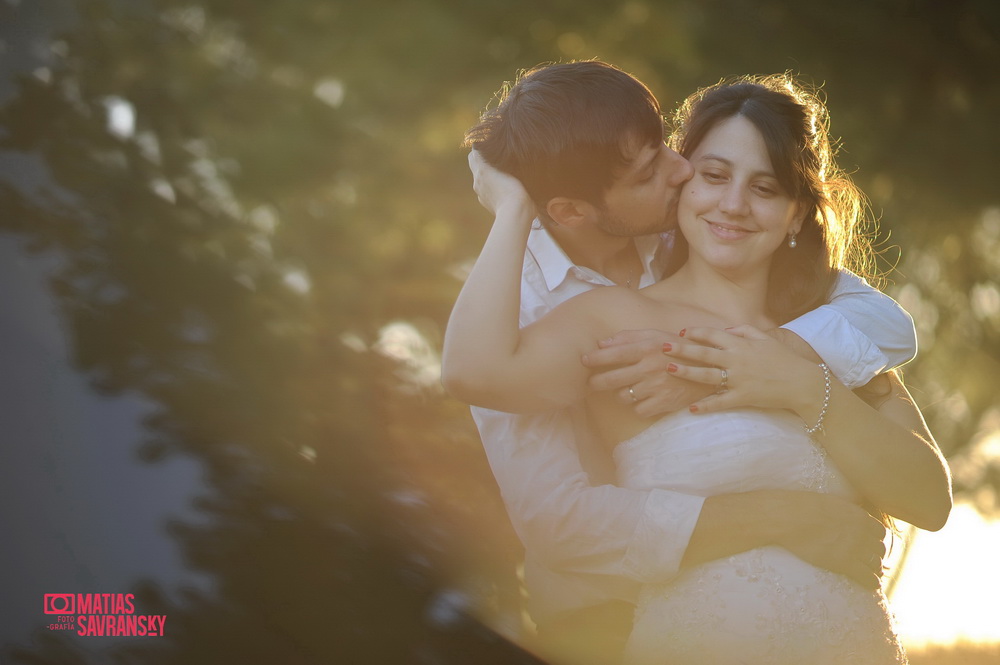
[802,363,832,436]
[494,197,536,227]
[788,360,830,425]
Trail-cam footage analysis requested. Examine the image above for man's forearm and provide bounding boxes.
[474,407,703,584]
[680,492,782,568]
[780,271,917,387]
[681,490,886,589]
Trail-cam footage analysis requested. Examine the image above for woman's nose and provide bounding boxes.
[719,184,749,216]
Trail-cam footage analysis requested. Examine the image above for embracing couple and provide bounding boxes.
[441,61,952,665]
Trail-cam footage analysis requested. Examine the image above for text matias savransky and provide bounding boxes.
[48,593,166,637]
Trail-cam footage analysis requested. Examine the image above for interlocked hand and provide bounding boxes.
[582,329,714,418]
[661,325,821,415]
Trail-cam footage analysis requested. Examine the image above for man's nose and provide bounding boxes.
[665,150,693,185]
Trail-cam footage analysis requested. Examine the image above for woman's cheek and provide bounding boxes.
[681,184,708,211]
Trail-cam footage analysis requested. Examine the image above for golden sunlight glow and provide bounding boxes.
[891,502,1000,648]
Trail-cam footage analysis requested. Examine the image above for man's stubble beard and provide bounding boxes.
[595,199,679,238]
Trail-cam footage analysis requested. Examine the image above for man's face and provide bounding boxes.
[596,140,694,237]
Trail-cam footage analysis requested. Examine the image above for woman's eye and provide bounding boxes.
[701,170,726,183]
[753,183,778,196]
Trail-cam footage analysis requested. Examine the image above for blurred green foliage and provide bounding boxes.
[1,0,998,662]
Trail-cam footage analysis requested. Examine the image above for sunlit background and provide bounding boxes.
[1,1,998,663]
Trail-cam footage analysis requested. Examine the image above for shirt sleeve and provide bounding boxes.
[471,405,704,584]
[780,270,917,388]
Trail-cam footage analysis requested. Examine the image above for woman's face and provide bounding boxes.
[678,114,802,280]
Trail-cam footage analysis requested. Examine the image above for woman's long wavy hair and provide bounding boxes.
[666,74,877,325]
[669,75,900,537]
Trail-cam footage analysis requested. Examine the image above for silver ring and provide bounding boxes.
[628,385,639,403]
[718,368,729,392]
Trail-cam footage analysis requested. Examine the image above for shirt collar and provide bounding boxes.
[526,219,668,293]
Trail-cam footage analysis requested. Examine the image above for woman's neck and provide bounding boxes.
[660,258,774,328]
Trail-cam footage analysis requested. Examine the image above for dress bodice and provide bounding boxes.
[614,408,855,500]
[614,409,905,665]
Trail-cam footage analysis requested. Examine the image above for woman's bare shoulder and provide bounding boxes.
[523,285,647,340]
[551,284,652,320]
[540,284,690,340]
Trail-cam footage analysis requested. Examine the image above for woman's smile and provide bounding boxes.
[704,219,756,241]
[678,115,803,278]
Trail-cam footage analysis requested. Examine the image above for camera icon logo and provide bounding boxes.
[43,594,75,614]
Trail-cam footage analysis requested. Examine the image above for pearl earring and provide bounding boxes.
[788,232,797,249]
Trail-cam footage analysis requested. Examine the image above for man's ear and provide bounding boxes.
[546,197,598,228]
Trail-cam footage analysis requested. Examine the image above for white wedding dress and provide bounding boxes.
[614,408,906,665]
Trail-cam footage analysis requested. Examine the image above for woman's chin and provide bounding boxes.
[686,242,775,278]
[696,250,747,273]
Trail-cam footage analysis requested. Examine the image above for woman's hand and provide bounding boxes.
[581,329,715,418]
[662,325,825,418]
[468,149,535,218]
[665,325,952,530]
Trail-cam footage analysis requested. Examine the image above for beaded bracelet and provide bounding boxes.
[804,362,831,436]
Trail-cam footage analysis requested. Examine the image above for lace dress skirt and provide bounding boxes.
[614,409,906,665]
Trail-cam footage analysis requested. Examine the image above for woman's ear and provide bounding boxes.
[546,197,597,228]
[790,200,809,236]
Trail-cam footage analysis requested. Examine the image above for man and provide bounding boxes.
[456,60,915,665]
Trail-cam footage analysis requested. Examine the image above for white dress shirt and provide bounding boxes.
[471,222,917,625]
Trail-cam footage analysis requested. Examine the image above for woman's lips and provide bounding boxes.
[705,219,754,240]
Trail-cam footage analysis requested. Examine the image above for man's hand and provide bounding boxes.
[581,330,714,418]
[468,149,535,217]
[776,492,887,591]
[683,490,887,591]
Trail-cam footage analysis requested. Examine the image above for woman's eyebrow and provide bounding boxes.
[697,153,733,166]
[697,153,776,178]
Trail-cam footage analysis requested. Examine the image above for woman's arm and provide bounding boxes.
[817,369,952,530]
[663,326,952,531]
[441,152,598,412]
[580,271,917,419]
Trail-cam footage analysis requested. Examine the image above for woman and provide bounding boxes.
[443,75,951,663]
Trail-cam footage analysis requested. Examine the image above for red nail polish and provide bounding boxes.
[662,342,672,353]
[667,363,678,373]
[689,404,699,413]
[679,329,686,337]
